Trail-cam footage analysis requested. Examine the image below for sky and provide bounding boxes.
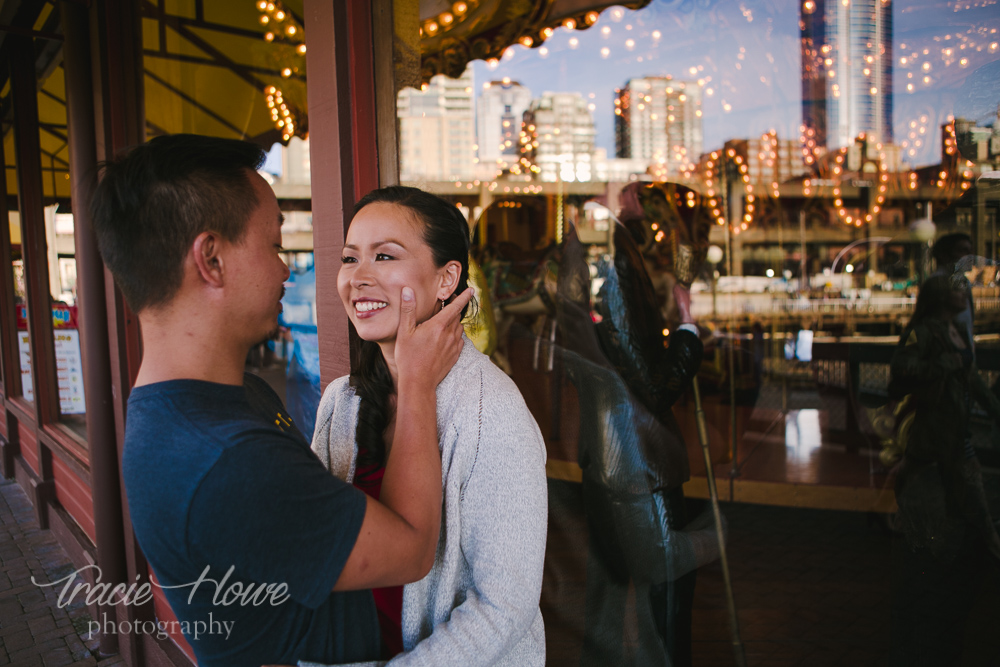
[471,0,1000,168]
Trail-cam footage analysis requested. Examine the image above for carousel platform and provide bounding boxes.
[677,382,898,514]
[535,345,1000,516]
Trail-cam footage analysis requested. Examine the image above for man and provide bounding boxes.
[931,232,974,350]
[91,134,471,666]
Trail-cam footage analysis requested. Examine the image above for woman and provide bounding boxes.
[311,186,548,666]
[889,274,1000,665]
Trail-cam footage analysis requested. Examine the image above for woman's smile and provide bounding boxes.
[354,298,389,317]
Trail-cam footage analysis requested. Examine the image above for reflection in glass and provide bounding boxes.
[11,214,33,404]
[400,0,1000,660]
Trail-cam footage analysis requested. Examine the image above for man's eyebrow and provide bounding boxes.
[278,212,286,225]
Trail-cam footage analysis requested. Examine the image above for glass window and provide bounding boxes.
[11,213,32,405]
[41,64,86,439]
[4,113,31,405]
[394,1,1000,663]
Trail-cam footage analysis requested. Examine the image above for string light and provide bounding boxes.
[421,1,481,38]
[256,0,305,140]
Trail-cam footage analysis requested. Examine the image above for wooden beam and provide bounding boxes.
[62,0,131,661]
[10,34,59,426]
[346,0,379,199]
[304,0,358,386]
[372,0,399,186]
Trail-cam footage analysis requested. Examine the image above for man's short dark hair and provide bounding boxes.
[91,134,267,312]
[931,232,972,266]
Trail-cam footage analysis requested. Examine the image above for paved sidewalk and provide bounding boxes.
[0,478,122,667]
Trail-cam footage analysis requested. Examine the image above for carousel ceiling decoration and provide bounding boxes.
[256,0,307,141]
[413,0,652,85]
[248,0,651,139]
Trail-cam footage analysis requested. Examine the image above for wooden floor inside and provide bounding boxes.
[677,384,899,513]
[533,364,998,515]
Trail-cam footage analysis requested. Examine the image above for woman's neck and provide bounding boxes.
[928,308,954,323]
[378,340,400,392]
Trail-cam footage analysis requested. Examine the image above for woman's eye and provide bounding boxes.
[375,253,394,261]
[341,256,357,264]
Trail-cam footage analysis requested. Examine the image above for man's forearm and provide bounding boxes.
[379,381,442,572]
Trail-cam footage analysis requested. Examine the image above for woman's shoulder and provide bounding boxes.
[320,375,355,400]
[317,375,359,420]
[443,338,525,405]
[912,320,952,347]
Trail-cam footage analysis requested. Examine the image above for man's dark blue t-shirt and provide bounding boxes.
[123,373,379,666]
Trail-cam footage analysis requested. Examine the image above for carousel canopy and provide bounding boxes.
[0,0,646,200]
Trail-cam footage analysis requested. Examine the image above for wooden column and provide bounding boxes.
[371,0,399,187]
[10,34,58,526]
[0,131,18,478]
[346,0,380,200]
[305,0,382,386]
[10,34,59,429]
[0,128,18,403]
[90,0,146,663]
[62,0,131,659]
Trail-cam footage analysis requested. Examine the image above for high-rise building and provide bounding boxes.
[522,92,596,182]
[800,0,893,161]
[746,134,811,186]
[398,65,475,182]
[477,78,533,170]
[614,77,703,175]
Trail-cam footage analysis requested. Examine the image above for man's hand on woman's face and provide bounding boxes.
[395,286,474,389]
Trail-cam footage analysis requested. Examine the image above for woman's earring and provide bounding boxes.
[439,298,445,309]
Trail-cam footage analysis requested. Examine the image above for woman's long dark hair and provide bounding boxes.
[903,274,958,336]
[349,186,473,467]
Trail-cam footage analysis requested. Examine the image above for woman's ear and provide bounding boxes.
[191,231,225,288]
[437,260,463,301]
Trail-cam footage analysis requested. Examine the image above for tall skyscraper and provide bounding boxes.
[615,77,703,175]
[522,92,596,182]
[800,0,893,161]
[397,65,475,182]
[477,78,533,170]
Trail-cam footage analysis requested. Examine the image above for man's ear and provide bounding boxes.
[436,260,462,301]
[191,231,225,287]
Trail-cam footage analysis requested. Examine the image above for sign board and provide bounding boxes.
[17,328,87,415]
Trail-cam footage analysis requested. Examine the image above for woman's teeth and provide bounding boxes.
[356,301,387,312]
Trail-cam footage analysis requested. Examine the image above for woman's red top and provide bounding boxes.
[352,452,404,659]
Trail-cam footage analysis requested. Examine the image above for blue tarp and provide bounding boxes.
[280,265,320,439]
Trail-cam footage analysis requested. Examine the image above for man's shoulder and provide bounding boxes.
[123,377,304,509]
[127,375,295,444]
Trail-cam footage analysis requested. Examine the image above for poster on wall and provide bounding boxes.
[16,305,87,415]
[18,331,32,402]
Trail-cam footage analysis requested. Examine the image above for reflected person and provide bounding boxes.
[889,274,1000,666]
[930,232,974,353]
[557,224,722,667]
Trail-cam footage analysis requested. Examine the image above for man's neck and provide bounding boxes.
[134,310,249,388]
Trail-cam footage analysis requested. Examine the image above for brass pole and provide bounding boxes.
[693,376,747,667]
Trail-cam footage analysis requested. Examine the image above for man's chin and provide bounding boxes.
[255,327,281,347]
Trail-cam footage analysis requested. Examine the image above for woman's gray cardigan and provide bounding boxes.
[310,337,548,666]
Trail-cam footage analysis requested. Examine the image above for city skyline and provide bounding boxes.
[478,79,534,168]
[471,0,999,169]
[397,66,476,182]
[800,0,894,157]
[615,76,704,175]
